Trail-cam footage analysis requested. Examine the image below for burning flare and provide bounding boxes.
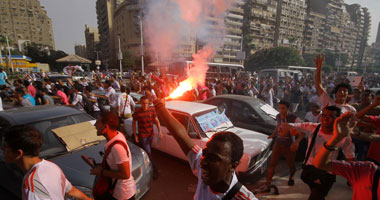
[167,46,213,99]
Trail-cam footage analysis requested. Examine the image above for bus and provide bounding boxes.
[164,61,246,79]
[287,66,316,76]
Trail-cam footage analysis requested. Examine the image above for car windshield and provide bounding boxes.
[29,113,94,158]
[249,100,279,120]
[194,109,233,135]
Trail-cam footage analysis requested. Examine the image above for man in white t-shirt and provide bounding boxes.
[91,112,136,200]
[282,105,355,200]
[99,80,118,114]
[315,54,356,114]
[118,86,135,119]
[2,125,91,200]
[154,99,257,200]
[70,86,85,111]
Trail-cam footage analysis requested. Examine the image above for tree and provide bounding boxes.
[303,49,348,72]
[25,42,67,71]
[122,50,138,70]
[245,46,305,71]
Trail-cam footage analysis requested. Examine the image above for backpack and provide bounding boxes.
[82,95,94,113]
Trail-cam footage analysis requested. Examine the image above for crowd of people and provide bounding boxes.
[1,54,380,200]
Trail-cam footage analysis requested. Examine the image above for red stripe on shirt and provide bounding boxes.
[30,168,37,192]
[238,191,250,200]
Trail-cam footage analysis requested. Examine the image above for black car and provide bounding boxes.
[203,95,278,135]
[0,105,152,199]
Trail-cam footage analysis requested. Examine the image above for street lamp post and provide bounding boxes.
[117,33,123,77]
[139,13,144,75]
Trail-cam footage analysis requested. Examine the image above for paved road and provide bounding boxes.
[142,150,352,200]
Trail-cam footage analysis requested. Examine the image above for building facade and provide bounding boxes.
[74,44,87,58]
[84,24,100,61]
[274,0,307,49]
[0,0,55,50]
[303,11,326,54]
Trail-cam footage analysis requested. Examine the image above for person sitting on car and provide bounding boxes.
[153,99,257,200]
[2,125,91,200]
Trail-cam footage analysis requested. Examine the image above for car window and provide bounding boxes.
[172,113,189,130]
[30,113,93,157]
[231,101,258,122]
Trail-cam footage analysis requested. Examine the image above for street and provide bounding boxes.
[143,150,353,200]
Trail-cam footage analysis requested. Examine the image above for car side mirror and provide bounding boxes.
[189,131,199,139]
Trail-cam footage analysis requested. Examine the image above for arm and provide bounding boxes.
[268,126,278,139]
[356,96,380,119]
[154,117,162,137]
[314,54,326,96]
[313,113,356,171]
[66,186,92,200]
[132,119,138,143]
[154,99,195,155]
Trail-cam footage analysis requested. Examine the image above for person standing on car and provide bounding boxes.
[2,125,91,200]
[132,96,162,179]
[263,100,302,191]
[153,99,258,200]
[91,112,136,200]
[282,105,356,200]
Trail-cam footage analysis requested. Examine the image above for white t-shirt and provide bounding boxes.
[304,111,320,123]
[118,93,135,115]
[319,91,356,114]
[71,93,84,111]
[112,81,120,90]
[290,122,355,165]
[89,95,100,112]
[105,87,118,107]
[0,97,3,111]
[104,133,136,199]
[187,145,257,200]
[262,89,273,107]
[22,159,72,200]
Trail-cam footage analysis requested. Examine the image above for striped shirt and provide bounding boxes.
[187,145,257,200]
[133,107,157,138]
[22,159,72,200]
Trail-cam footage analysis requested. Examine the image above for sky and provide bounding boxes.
[39,0,380,54]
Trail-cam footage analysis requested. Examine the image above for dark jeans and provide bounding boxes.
[90,111,101,119]
[140,136,157,172]
[301,165,336,200]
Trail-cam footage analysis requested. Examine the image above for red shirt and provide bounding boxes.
[133,107,157,138]
[332,160,379,200]
[27,84,36,98]
[367,116,380,162]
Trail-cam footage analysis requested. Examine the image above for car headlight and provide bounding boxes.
[141,149,151,169]
[74,186,93,198]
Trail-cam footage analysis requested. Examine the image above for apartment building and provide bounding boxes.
[0,0,54,50]
[84,24,100,61]
[243,0,277,54]
[96,0,125,67]
[303,11,326,54]
[274,0,307,49]
[74,44,87,58]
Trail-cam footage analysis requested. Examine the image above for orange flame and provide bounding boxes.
[167,79,194,99]
[166,46,213,99]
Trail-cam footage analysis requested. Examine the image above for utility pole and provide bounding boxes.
[6,36,14,72]
[117,33,123,76]
[139,13,144,75]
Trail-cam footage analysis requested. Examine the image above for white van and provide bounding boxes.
[259,69,303,81]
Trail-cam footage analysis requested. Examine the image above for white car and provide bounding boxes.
[125,100,273,181]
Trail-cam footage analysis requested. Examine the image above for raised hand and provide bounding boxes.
[333,112,357,139]
[314,54,325,69]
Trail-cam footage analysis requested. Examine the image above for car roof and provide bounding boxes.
[0,105,85,126]
[166,100,216,115]
[206,94,263,103]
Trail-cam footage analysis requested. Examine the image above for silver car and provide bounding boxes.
[0,105,152,199]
